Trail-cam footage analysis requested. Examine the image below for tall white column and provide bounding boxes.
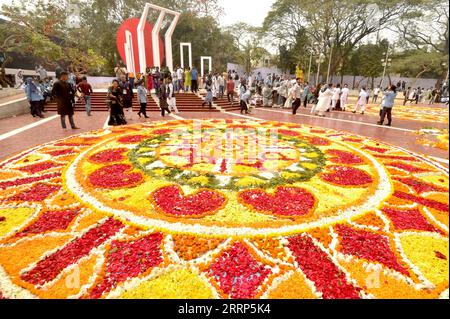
[164,13,180,72]
[137,3,180,73]
[180,43,192,69]
[200,56,212,77]
[124,30,135,74]
[152,11,166,69]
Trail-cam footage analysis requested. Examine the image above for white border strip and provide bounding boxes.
[0,115,59,141]
[255,108,415,132]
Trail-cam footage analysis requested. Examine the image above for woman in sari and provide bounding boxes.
[107,79,127,126]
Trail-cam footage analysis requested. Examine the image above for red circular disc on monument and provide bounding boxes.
[116,18,165,70]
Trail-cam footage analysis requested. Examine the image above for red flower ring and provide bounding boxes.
[7,183,60,202]
[364,146,389,153]
[387,162,429,173]
[326,149,364,165]
[306,136,331,146]
[88,148,129,164]
[17,161,61,174]
[238,186,316,218]
[88,164,144,189]
[117,135,148,144]
[320,166,373,186]
[150,185,227,218]
[0,173,60,190]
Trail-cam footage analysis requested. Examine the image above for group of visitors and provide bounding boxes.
[403,86,444,105]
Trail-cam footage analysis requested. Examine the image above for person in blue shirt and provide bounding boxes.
[190,66,199,93]
[25,77,44,118]
[377,85,397,126]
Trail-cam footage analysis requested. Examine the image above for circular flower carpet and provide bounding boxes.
[0,119,448,299]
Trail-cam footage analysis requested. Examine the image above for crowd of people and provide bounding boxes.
[14,63,449,130]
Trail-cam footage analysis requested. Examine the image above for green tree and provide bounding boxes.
[262,0,426,76]
[391,49,448,80]
[0,0,106,77]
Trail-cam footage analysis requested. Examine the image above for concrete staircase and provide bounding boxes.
[44,92,220,113]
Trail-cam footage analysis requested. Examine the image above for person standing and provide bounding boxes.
[52,71,79,129]
[76,76,93,116]
[302,82,310,108]
[377,85,397,126]
[171,69,178,93]
[107,79,127,126]
[313,84,334,117]
[184,67,191,92]
[176,66,183,93]
[353,87,369,114]
[55,66,63,80]
[226,76,235,105]
[372,86,380,103]
[292,78,304,115]
[14,70,24,89]
[202,79,213,109]
[430,87,438,105]
[146,67,154,92]
[167,77,179,113]
[191,66,199,93]
[415,87,422,104]
[158,78,170,117]
[262,84,273,107]
[218,73,225,99]
[239,80,249,114]
[25,77,44,118]
[128,71,135,89]
[35,65,48,80]
[152,67,161,93]
[119,75,134,120]
[331,84,341,110]
[340,84,350,111]
[137,81,149,118]
[403,87,412,105]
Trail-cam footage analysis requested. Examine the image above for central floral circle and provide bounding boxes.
[129,127,326,190]
[65,120,389,236]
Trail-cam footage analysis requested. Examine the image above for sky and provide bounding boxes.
[217,0,276,27]
[0,0,277,27]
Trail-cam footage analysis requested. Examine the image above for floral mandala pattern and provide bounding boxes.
[0,119,447,299]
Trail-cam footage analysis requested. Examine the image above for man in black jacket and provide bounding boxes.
[52,71,80,130]
[158,78,171,117]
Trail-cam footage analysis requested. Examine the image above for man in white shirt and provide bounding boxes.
[340,84,350,111]
[353,87,369,114]
[372,86,380,103]
[292,78,304,115]
[166,77,179,113]
[331,84,341,111]
[218,74,225,99]
[176,66,183,93]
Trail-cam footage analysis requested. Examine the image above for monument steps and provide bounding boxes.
[44,92,219,112]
